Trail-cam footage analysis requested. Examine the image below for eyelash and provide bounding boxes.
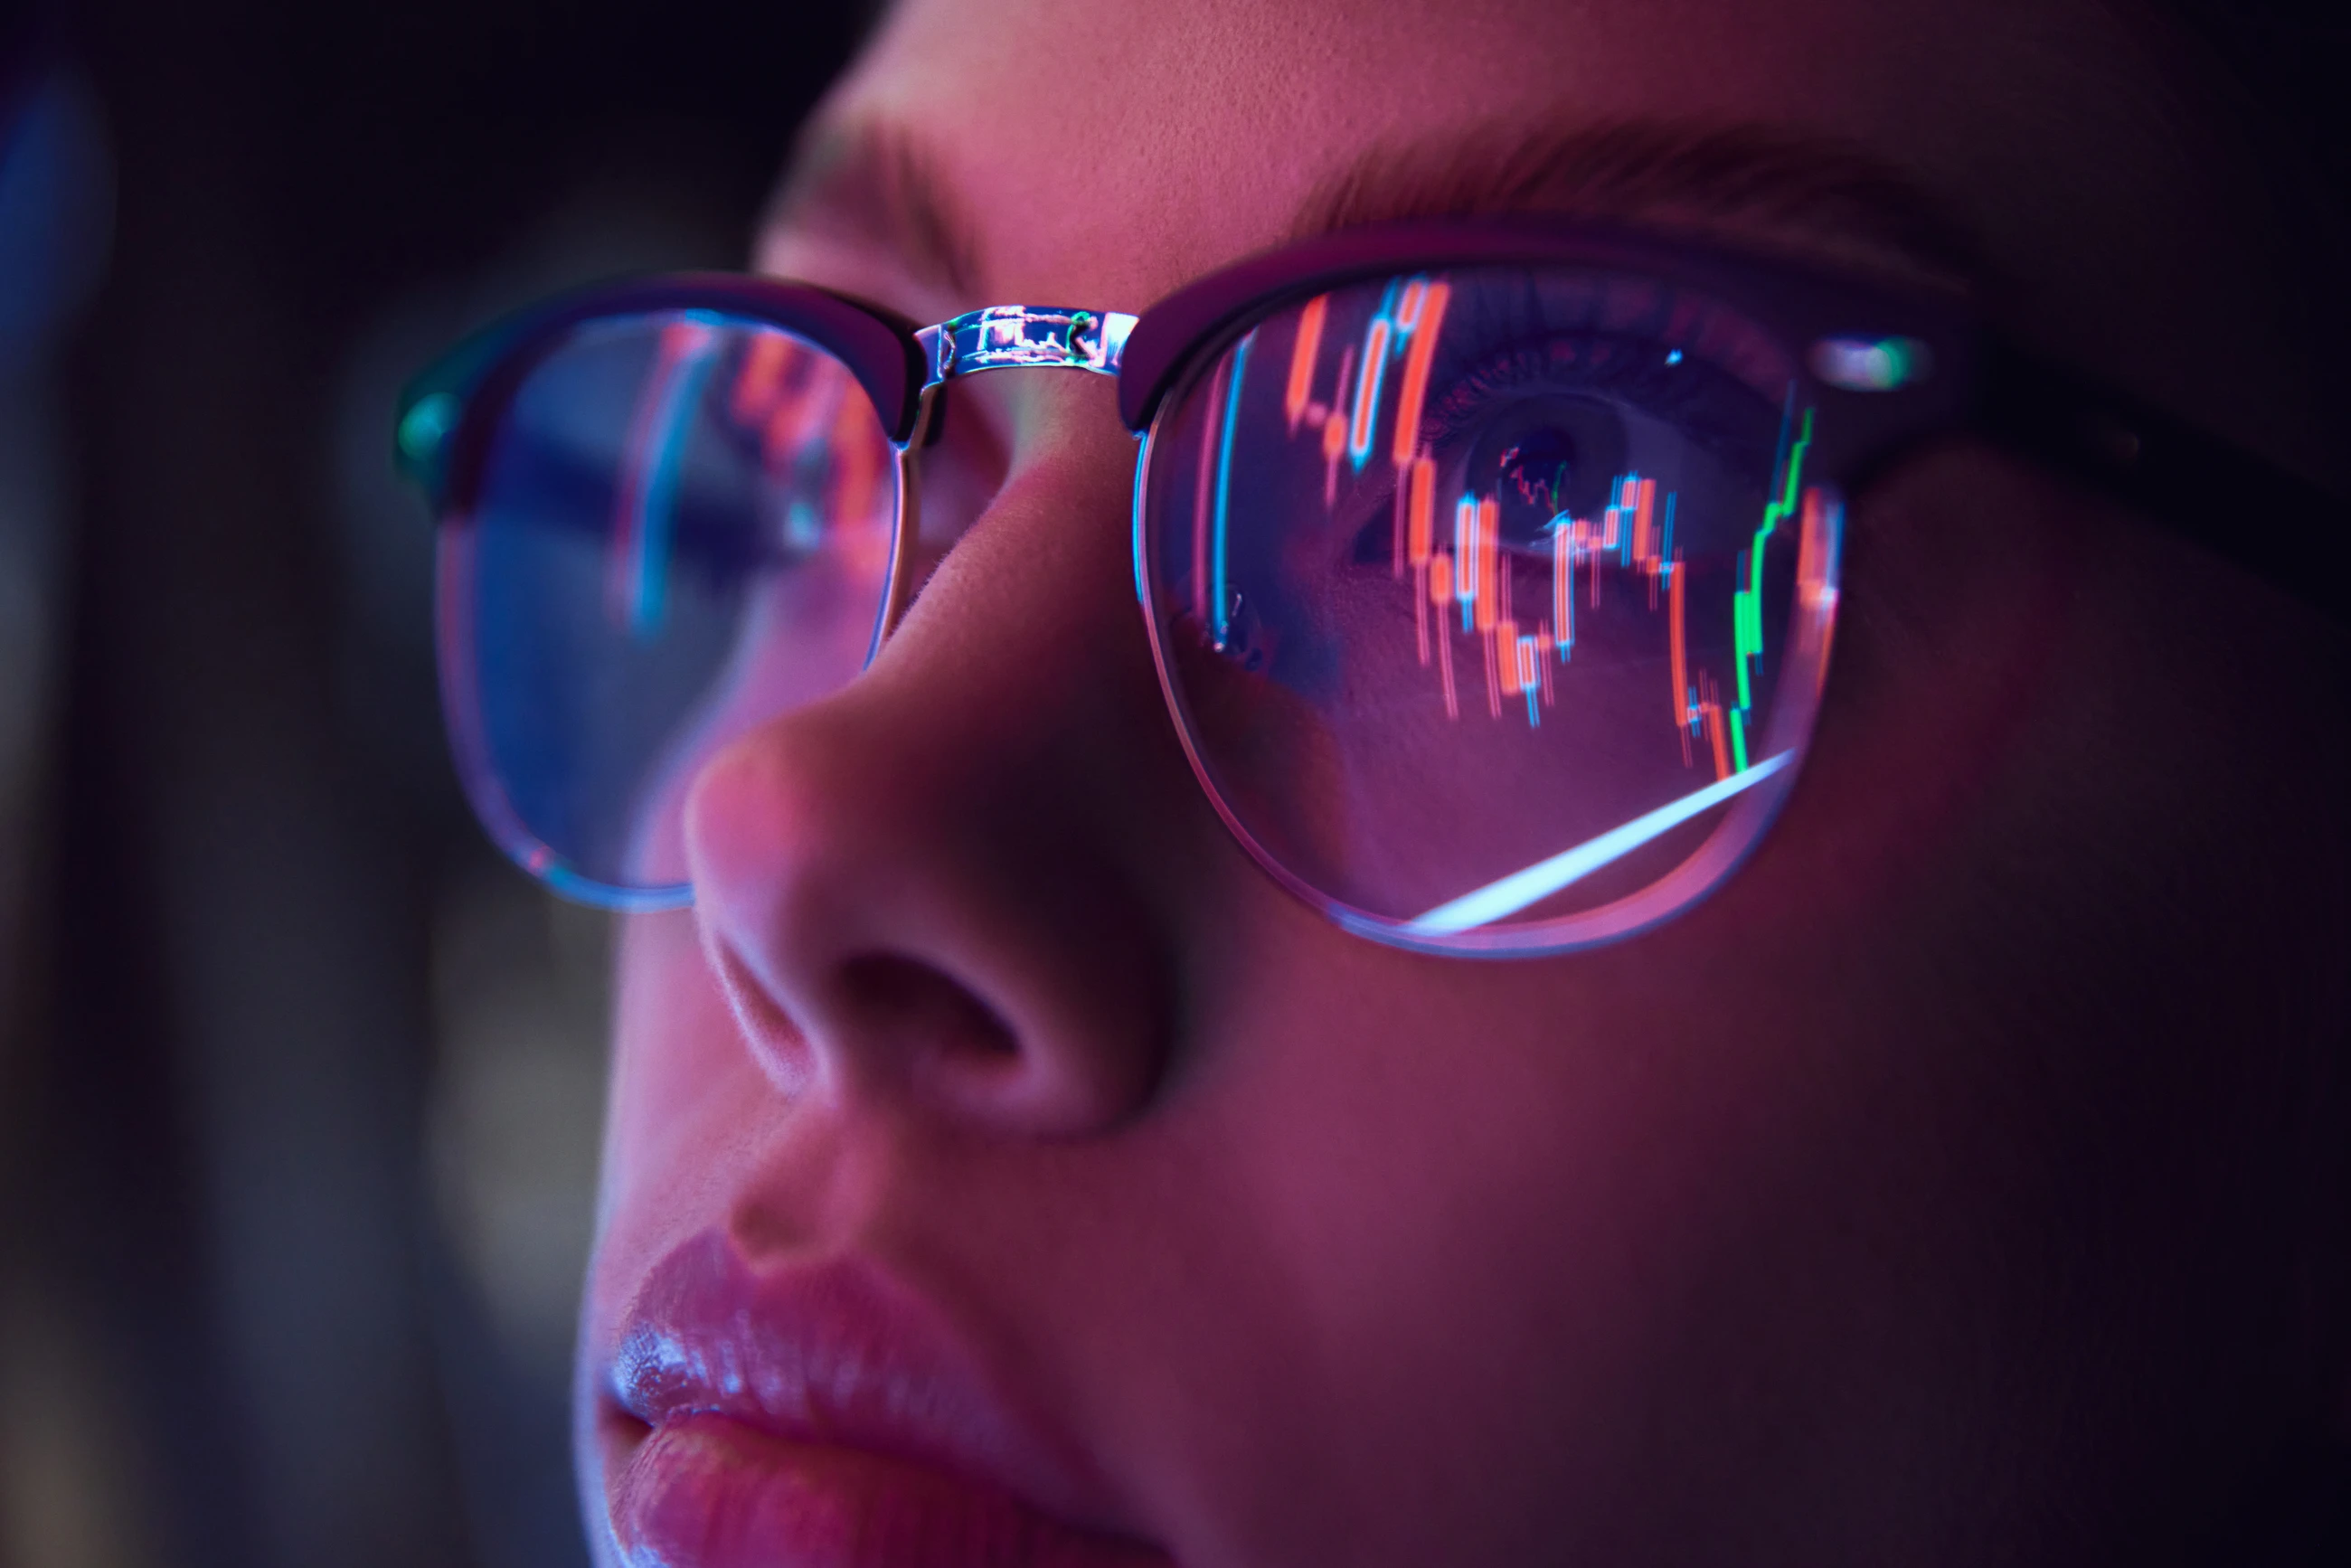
[1419,331,1758,460]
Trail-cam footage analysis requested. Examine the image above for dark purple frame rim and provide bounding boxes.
[1116,217,2350,623]
[1115,215,1966,430]
[399,273,929,514]
[400,218,2349,621]
[1111,217,1977,609]
[392,213,2350,921]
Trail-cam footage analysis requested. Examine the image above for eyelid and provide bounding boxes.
[1412,326,1773,473]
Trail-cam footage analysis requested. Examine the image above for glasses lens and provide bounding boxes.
[1141,267,1841,952]
[439,309,897,901]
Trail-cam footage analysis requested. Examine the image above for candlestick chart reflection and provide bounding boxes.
[1146,267,1841,942]
[457,312,895,893]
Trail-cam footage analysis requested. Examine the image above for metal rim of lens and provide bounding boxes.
[435,518,697,910]
[1128,278,1843,959]
[433,312,911,910]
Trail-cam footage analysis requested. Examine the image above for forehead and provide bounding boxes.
[769,0,2148,314]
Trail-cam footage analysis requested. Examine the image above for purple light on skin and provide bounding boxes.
[1406,751,1793,934]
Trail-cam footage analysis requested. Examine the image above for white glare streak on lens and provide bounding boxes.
[1406,751,1795,935]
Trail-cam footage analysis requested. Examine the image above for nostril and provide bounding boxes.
[838,952,1020,1058]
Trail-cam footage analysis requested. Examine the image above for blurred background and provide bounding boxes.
[0,0,860,1563]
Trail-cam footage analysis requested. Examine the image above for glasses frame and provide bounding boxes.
[400,216,2350,940]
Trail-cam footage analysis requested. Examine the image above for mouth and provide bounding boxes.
[600,1231,1170,1568]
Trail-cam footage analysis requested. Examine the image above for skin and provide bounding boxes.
[581,1,2351,1563]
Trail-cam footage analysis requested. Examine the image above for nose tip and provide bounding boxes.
[682,669,1173,1139]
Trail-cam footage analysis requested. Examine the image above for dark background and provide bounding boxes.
[1,2,861,1563]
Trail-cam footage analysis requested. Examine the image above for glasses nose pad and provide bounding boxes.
[873,391,938,646]
[1213,590,1270,670]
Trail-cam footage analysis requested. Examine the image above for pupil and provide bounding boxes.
[1463,395,1627,548]
[1494,428,1577,516]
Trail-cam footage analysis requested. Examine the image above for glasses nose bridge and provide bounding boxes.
[877,304,1144,644]
[913,304,1139,396]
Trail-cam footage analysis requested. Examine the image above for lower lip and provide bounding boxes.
[612,1415,1166,1568]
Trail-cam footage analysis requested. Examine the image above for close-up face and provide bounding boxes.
[555,0,2351,1563]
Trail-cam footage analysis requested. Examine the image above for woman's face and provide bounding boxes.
[581,2,2350,1564]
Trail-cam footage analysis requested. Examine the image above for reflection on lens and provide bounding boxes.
[1143,267,1841,952]
[439,310,897,901]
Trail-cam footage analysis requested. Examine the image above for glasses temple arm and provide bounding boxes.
[1972,340,2351,625]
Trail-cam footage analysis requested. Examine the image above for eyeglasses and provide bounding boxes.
[395,217,2347,956]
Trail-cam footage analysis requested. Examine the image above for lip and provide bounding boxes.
[600,1230,1169,1568]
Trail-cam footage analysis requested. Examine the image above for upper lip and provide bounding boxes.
[603,1229,1118,1530]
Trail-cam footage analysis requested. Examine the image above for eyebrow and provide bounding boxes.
[1300,119,1988,287]
[761,116,1987,308]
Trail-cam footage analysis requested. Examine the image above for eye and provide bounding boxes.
[1350,389,1631,567]
[1460,394,1628,550]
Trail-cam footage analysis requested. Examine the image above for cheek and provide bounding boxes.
[587,912,774,1331]
[1129,902,1975,1562]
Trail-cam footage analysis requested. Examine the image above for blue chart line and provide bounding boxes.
[623,327,722,638]
[1406,751,1794,935]
[1210,331,1252,648]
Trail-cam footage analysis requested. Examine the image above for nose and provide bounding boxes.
[681,384,1186,1137]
